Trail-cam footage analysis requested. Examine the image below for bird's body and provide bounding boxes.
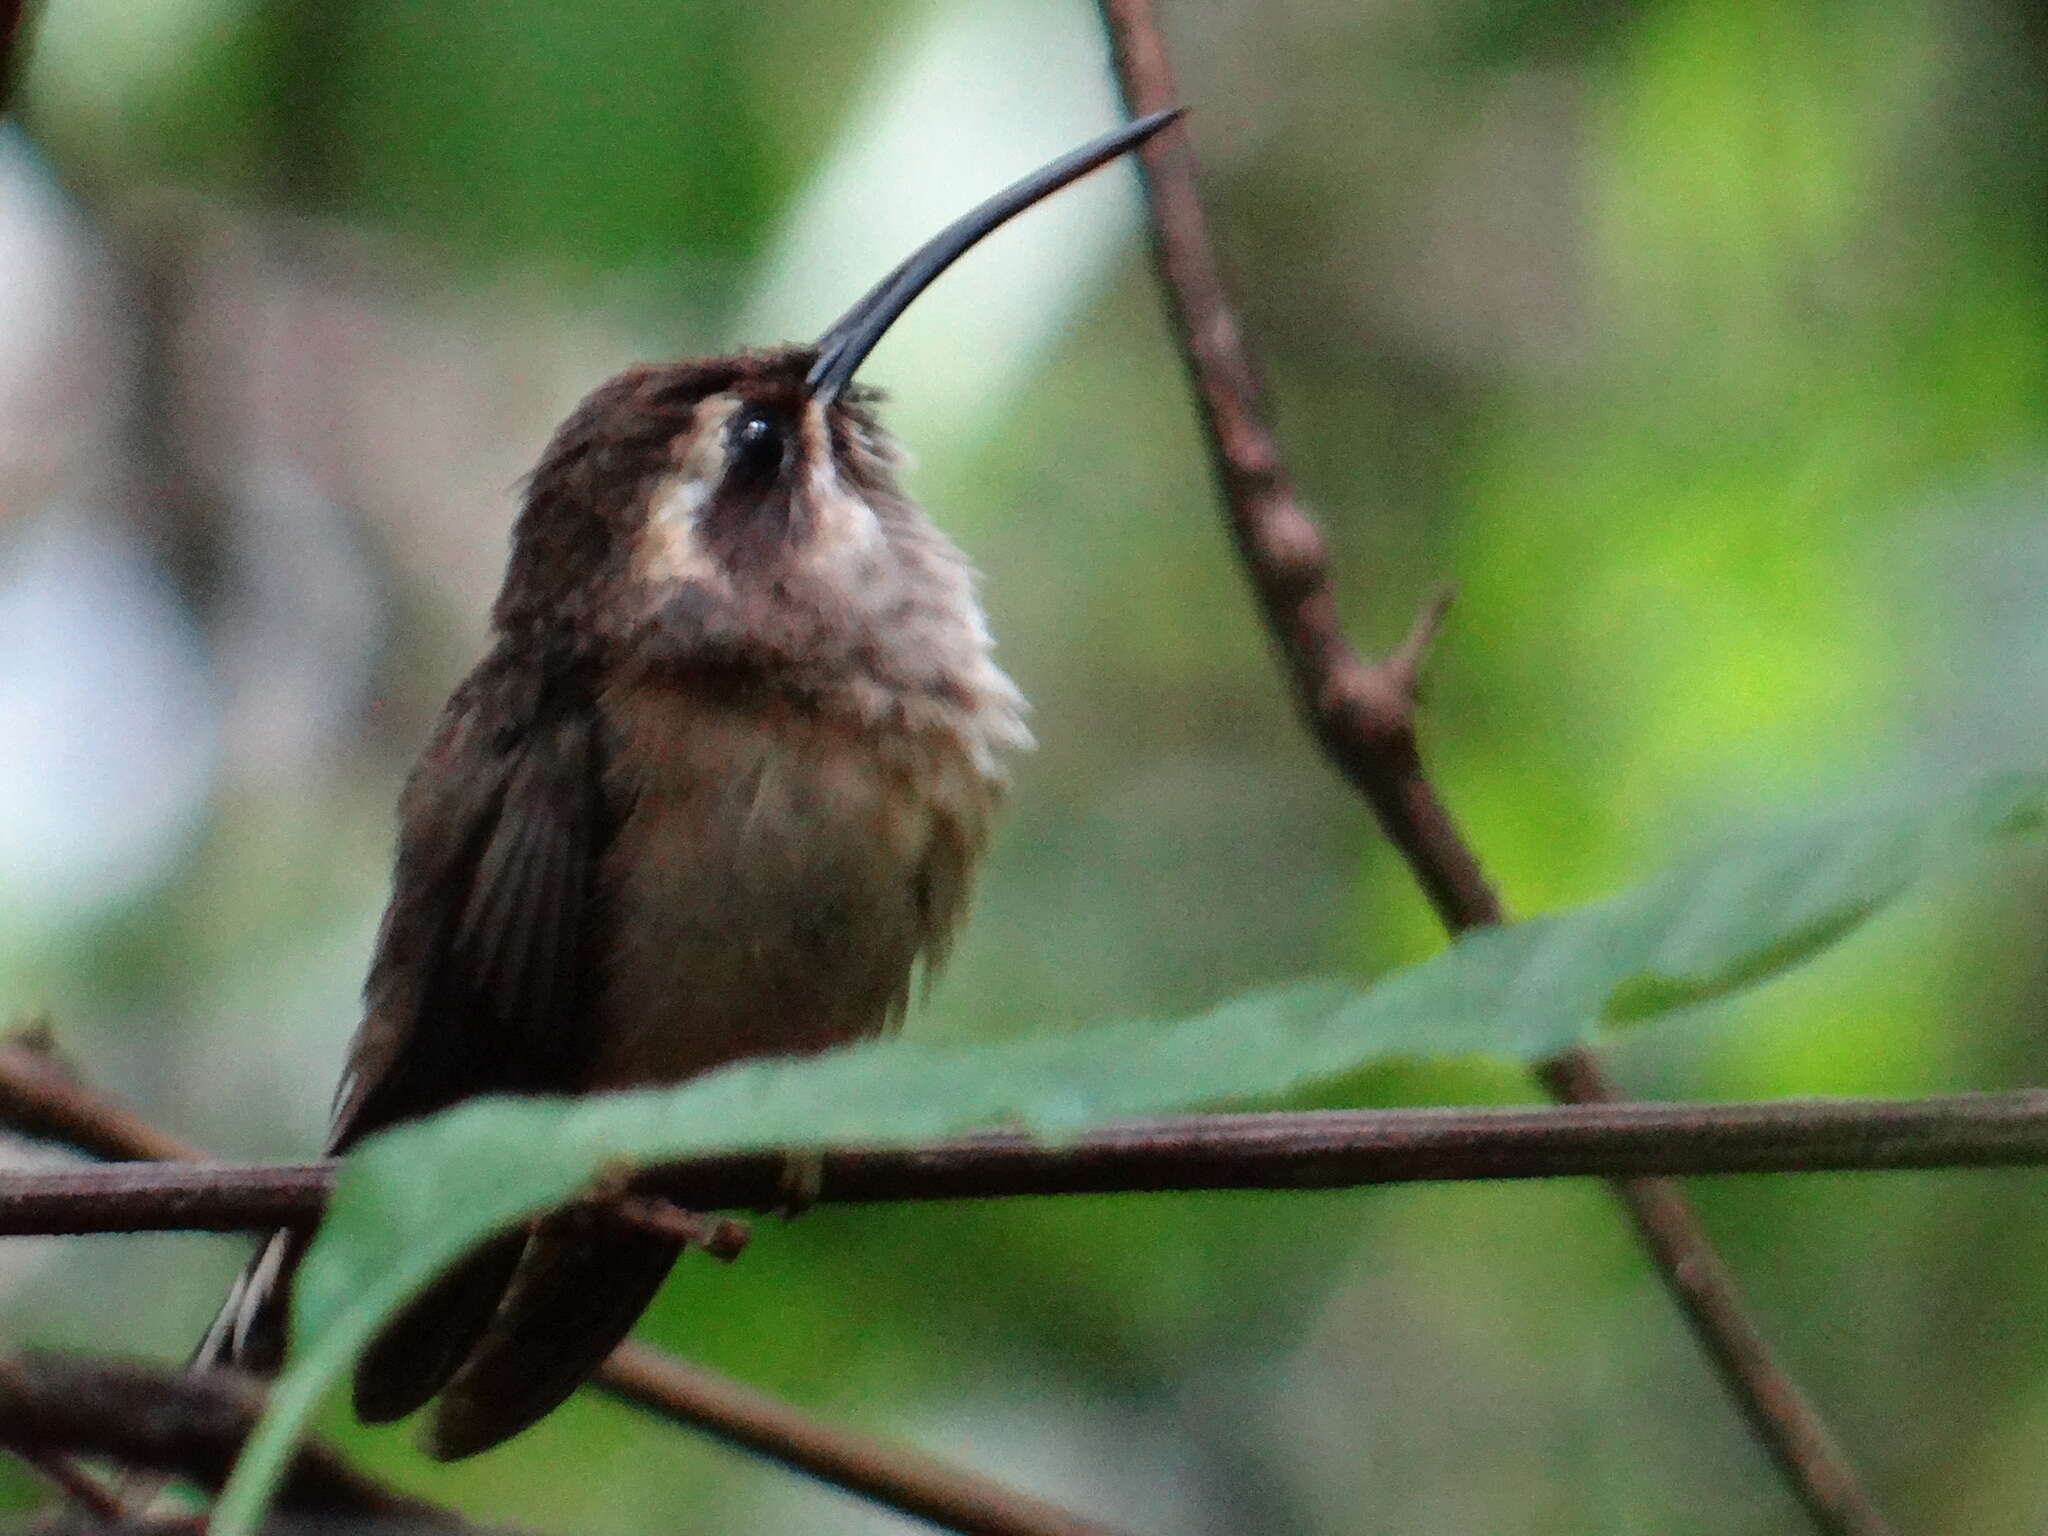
[343,361,1025,1134]
[210,359,1025,1455]
[197,110,1173,1461]
[594,674,1006,1086]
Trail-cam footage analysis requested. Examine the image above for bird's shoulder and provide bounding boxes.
[332,645,612,1148]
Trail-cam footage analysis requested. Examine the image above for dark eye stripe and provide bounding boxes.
[727,407,787,482]
[700,402,805,567]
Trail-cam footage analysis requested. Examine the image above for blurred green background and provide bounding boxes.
[4,0,2048,1531]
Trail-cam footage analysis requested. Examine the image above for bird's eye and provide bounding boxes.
[728,408,786,479]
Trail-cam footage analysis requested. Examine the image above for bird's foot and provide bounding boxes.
[610,1196,752,1261]
[584,1167,751,1261]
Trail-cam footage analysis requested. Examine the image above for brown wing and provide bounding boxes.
[333,661,608,1150]
[208,655,618,1400]
[334,655,624,1425]
[425,1205,682,1459]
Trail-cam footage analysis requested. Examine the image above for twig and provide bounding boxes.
[0,1036,200,1163]
[600,1345,1133,1536]
[0,1160,324,1235]
[0,1354,459,1525]
[0,1047,1138,1536]
[13,1445,129,1524]
[3,1093,2048,1236]
[1535,1045,1895,1530]
[1092,5,1893,1533]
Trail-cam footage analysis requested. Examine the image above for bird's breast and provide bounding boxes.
[587,678,1000,1090]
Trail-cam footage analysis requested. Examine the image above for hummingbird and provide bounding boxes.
[195,109,1180,1460]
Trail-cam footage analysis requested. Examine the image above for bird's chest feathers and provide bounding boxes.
[589,681,999,1086]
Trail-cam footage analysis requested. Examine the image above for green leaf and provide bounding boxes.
[213,770,2045,1533]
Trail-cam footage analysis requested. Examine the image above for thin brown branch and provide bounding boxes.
[599,1345,1133,1536]
[0,1354,458,1526]
[2,1092,2047,1237]
[1092,5,1894,1533]
[1536,1048,1900,1534]
[0,1035,202,1163]
[14,1445,129,1524]
[1095,15,1498,930]
[0,1160,325,1235]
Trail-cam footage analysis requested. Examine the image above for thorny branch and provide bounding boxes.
[0,1042,1137,1536]
[1094,4,1894,1533]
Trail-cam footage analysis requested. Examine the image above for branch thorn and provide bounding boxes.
[1384,581,1457,702]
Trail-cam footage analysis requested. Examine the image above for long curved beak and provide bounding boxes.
[804,108,1183,402]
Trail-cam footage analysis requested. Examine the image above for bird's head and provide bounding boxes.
[493,111,1177,737]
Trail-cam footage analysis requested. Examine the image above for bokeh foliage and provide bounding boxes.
[6,0,2048,1531]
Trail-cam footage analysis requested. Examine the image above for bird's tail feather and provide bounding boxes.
[124,1230,302,1515]
[188,1212,679,1464]
[351,1229,528,1425]
[192,1228,302,1377]
[425,1207,683,1460]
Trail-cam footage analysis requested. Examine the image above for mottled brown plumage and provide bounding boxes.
[194,111,1175,1458]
